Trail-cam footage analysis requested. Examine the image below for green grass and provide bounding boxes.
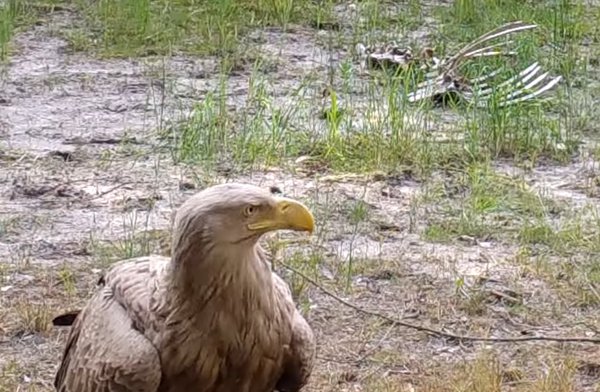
[155,0,592,176]
[3,0,595,175]
[2,0,586,177]
[420,162,557,242]
[515,245,600,307]
[69,0,332,57]
[518,205,600,255]
[434,0,592,78]
[87,211,168,266]
[2,0,598,278]
[0,0,68,60]
[0,1,32,60]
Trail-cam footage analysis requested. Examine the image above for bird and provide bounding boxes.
[53,182,317,392]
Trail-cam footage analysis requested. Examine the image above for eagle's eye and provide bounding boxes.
[244,205,258,217]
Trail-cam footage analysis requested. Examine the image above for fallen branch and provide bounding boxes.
[86,183,130,201]
[282,262,600,344]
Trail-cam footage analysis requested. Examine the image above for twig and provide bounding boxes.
[87,183,129,201]
[63,137,142,145]
[355,320,396,364]
[282,263,600,344]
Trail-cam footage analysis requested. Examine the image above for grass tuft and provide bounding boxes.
[71,0,330,57]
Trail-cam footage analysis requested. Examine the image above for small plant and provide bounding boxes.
[15,300,51,334]
[68,0,320,57]
[58,266,77,297]
[171,92,230,166]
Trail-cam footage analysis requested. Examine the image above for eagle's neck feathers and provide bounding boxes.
[166,238,275,319]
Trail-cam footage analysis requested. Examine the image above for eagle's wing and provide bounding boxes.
[54,256,167,392]
[272,272,316,392]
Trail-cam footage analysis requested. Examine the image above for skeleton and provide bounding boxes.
[357,21,562,108]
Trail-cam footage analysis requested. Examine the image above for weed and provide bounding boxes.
[89,211,161,266]
[423,163,553,243]
[71,0,325,57]
[57,265,77,297]
[14,300,51,334]
[0,360,22,392]
[0,0,26,60]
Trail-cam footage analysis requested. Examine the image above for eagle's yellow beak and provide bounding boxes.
[248,197,315,234]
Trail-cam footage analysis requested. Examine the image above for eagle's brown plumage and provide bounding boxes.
[54,183,316,392]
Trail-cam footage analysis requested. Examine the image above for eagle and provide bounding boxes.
[53,183,316,392]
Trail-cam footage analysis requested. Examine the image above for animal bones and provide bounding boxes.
[358,21,562,107]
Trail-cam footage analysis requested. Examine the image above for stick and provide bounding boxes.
[282,263,600,344]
